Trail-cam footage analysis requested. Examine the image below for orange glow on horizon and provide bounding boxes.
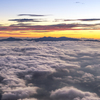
[0,30,100,39]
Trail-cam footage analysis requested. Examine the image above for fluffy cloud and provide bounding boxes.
[2,87,38,100]
[50,87,99,100]
[0,41,100,100]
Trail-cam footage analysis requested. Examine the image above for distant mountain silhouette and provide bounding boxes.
[0,37,100,42]
[34,37,81,41]
[0,37,22,41]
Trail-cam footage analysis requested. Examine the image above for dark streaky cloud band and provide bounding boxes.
[62,18,100,22]
[18,14,48,17]
[0,23,98,31]
[78,18,100,21]
[9,18,44,22]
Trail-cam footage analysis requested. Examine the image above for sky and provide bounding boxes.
[1,0,100,39]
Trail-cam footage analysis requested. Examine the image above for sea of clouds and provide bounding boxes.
[0,41,100,100]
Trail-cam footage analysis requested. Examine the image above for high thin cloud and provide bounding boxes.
[54,18,100,22]
[75,1,84,4]
[9,18,44,22]
[7,16,100,31]
[18,14,48,17]
[78,18,100,21]
[76,2,80,3]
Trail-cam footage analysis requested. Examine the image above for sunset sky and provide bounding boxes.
[1,0,100,39]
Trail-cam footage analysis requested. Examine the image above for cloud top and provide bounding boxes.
[0,41,100,100]
[50,87,99,100]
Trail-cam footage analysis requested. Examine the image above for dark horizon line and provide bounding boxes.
[0,36,100,42]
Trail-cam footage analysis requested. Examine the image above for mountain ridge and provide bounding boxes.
[0,37,99,42]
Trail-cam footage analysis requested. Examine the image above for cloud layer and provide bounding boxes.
[50,87,99,100]
[0,41,100,100]
[0,23,98,32]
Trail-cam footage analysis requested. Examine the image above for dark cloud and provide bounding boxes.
[0,27,8,30]
[0,24,3,26]
[49,23,96,30]
[18,14,48,17]
[10,23,32,26]
[78,18,100,21]
[50,23,76,27]
[55,18,100,22]
[0,23,98,31]
[9,18,43,22]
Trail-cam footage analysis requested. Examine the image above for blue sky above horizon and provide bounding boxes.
[1,0,100,22]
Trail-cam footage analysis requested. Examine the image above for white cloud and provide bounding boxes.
[2,87,38,100]
[50,87,99,100]
[0,41,100,100]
